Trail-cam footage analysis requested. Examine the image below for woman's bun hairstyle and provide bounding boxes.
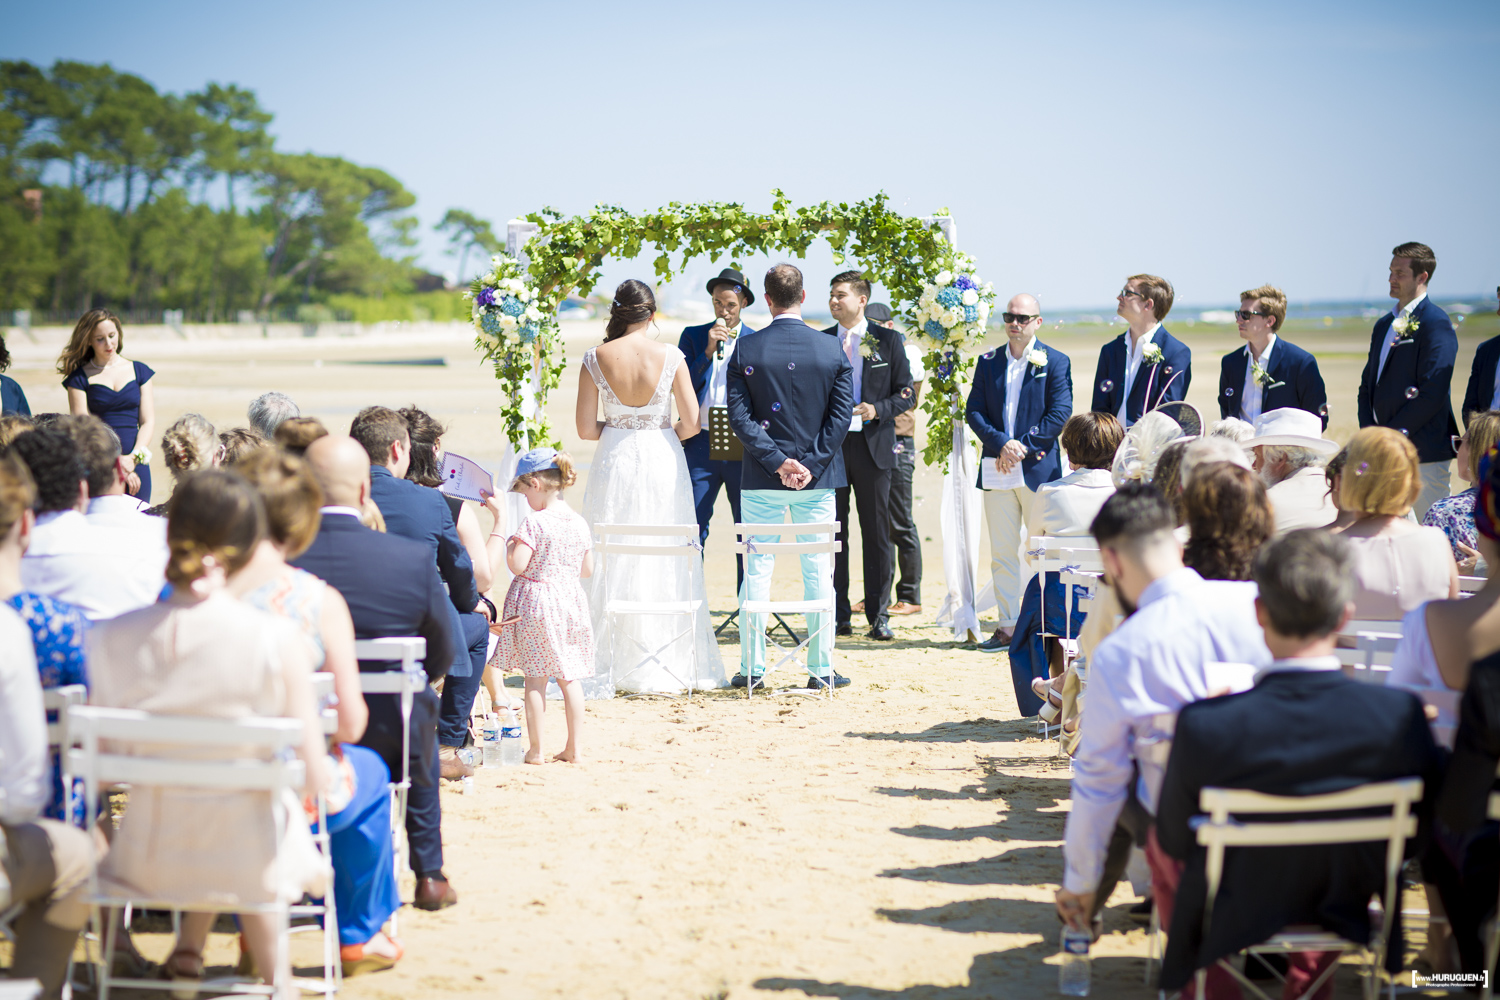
[604,279,656,342]
[165,470,265,586]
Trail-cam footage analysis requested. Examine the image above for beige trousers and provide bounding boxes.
[2,818,94,1000]
[982,484,1036,628]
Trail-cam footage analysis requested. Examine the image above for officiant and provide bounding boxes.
[679,268,759,585]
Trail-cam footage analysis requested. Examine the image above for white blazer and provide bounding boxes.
[1030,467,1116,538]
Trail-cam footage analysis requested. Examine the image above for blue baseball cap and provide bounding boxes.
[515,447,560,478]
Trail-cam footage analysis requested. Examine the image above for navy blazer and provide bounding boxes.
[1217,337,1329,428]
[1462,333,1500,424]
[965,341,1073,491]
[726,314,854,492]
[678,321,759,400]
[1357,297,1459,463]
[821,322,915,472]
[1090,326,1191,424]
[369,464,478,613]
[291,511,457,785]
[0,374,28,416]
[1156,669,1441,992]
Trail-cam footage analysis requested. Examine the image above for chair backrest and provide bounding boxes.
[734,521,842,556]
[1459,575,1485,595]
[1335,630,1401,679]
[1028,536,1104,575]
[310,672,338,737]
[593,523,703,557]
[42,684,87,752]
[353,636,425,671]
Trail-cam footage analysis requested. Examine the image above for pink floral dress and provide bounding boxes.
[499,504,595,680]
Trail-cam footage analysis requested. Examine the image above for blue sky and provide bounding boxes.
[6,0,1498,311]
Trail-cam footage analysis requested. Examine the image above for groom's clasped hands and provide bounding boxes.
[776,458,812,490]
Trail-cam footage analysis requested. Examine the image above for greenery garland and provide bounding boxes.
[467,189,995,469]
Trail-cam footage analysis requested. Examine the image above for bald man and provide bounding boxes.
[294,435,463,910]
[964,294,1073,666]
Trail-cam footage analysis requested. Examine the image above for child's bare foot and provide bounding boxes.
[523,750,545,765]
[551,750,579,763]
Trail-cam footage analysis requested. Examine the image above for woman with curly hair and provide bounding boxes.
[1182,462,1274,580]
[58,309,155,501]
[146,413,220,516]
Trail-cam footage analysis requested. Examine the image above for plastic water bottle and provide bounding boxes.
[479,716,501,767]
[500,709,524,766]
[1058,927,1091,996]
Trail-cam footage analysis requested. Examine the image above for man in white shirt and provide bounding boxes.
[0,603,95,1000]
[1245,408,1338,534]
[11,426,166,619]
[62,414,170,540]
[1054,485,1270,937]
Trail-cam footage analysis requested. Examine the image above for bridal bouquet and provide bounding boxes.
[911,259,994,351]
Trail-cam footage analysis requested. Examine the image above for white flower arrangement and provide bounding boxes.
[1141,342,1164,365]
[468,253,549,350]
[909,258,996,353]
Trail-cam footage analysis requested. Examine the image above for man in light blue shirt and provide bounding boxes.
[1055,484,1271,934]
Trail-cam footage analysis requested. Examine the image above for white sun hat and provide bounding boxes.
[1244,407,1339,456]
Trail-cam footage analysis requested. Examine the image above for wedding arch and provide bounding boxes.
[466,189,993,639]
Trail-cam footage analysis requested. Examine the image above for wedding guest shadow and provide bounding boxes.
[878,844,1064,887]
[848,716,1038,744]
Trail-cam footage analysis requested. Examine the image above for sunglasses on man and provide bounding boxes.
[1002,312,1039,325]
[1234,309,1270,321]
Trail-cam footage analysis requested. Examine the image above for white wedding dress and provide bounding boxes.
[579,346,727,697]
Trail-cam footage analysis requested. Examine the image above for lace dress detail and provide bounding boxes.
[583,347,676,430]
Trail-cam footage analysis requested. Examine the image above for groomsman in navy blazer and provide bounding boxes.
[1357,242,1459,519]
[678,268,757,585]
[965,294,1073,652]
[1217,284,1328,428]
[1460,286,1500,424]
[1091,274,1190,427]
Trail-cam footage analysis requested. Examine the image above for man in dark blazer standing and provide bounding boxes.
[294,435,460,911]
[823,270,914,641]
[1154,530,1441,997]
[1459,286,1500,424]
[1091,273,1191,426]
[965,293,1072,651]
[726,263,854,688]
[1218,284,1328,428]
[1357,241,1459,520]
[678,268,758,587]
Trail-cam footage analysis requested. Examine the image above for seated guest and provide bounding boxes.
[1177,435,1252,488]
[0,331,30,416]
[230,447,402,975]
[1339,426,1458,619]
[1054,486,1270,940]
[0,451,89,821]
[273,416,329,456]
[61,417,169,552]
[1010,412,1123,716]
[0,604,95,1000]
[11,427,167,619]
[1207,416,1254,444]
[1217,284,1329,427]
[1423,409,1500,574]
[294,434,460,911]
[1152,440,1193,526]
[219,426,264,466]
[1,413,34,445]
[1182,462,1273,581]
[1322,446,1358,534]
[1155,530,1441,999]
[248,390,299,440]
[88,470,327,996]
[1244,408,1339,533]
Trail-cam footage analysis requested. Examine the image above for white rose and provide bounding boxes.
[920,287,937,308]
[944,310,960,327]
[977,301,991,321]
[499,314,518,331]
[934,270,953,287]
[524,306,542,322]
[962,289,978,306]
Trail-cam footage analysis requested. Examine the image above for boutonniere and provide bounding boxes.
[1249,357,1285,390]
[1141,342,1164,365]
[1027,347,1048,372]
[1390,313,1420,346]
[858,330,881,361]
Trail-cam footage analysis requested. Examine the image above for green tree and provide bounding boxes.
[436,208,501,284]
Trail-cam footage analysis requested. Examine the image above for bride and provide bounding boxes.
[575,279,727,696]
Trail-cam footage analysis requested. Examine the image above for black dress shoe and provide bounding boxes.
[975,628,1014,653]
[866,623,895,641]
[835,622,853,637]
[729,673,765,690]
[413,875,458,911]
[807,673,851,689]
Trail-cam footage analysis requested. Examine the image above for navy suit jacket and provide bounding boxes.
[678,321,759,400]
[821,322,915,472]
[1462,333,1500,424]
[726,314,854,492]
[291,511,457,784]
[1156,669,1441,991]
[369,464,478,613]
[1357,297,1459,463]
[1090,326,1191,424]
[0,374,29,416]
[965,341,1073,491]
[1217,337,1329,428]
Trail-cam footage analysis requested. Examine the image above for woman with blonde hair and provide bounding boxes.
[1340,426,1458,619]
[58,309,156,501]
[1424,409,1500,574]
[146,413,220,516]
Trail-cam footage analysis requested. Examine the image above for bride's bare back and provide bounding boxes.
[575,329,701,441]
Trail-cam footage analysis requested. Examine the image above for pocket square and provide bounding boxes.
[869,362,889,368]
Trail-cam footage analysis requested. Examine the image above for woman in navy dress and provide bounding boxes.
[1,333,30,416]
[58,309,156,503]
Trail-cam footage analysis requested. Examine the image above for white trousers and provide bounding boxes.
[1415,461,1452,522]
[982,484,1035,628]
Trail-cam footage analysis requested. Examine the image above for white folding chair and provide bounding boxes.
[285,673,341,995]
[734,521,841,698]
[1132,711,1177,986]
[42,685,88,826]
[1335,629,1401,683]
[1460,575,1485,595]
[592,524,705,699]
[67,705,320,999]
[1027,538,1103,735]
[1192,777,1423,1000]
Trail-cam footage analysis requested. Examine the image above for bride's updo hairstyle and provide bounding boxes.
[165,469,266,586]
[604,280,656,341]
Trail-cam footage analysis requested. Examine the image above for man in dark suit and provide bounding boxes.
[726,263,854,688]
[678,268,758,587]
[822,270,914,641]
[964,293,1073,651]
[1091,273,1191,426]
[1357,241,1459,520]
[349,406,488,786]
[1459,286,1500,424]
[1154,530,1441,997]
[1218,284,1328,428]
[294,435,460,911]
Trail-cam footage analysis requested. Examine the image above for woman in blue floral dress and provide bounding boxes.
[1424,413,1500,574]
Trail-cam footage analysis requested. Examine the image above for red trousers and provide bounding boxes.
[1146,827,1341,1000]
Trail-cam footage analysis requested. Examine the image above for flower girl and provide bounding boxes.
[497,447,594,763]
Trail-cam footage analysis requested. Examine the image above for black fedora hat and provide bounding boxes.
[705,268,755,307]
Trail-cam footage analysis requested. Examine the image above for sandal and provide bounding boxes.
[341,933,403,976]
[1030,676,1063,709]
[163,948,204,1000]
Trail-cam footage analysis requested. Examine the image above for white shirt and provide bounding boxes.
[21,509,168,620]
[0,604,47,825]
[905,341,927,381]
[1376,292,1427,381]
[699,321,745,430]
[1119,323,1161,422]
[1254,655,1342,686]
[1240,335,1278,425]
[839,318,868,406]
[1003,337,1037,440]
[1062,567,1271,893]
[320,505,363,519]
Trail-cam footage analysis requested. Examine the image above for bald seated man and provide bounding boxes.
[292,435,462,910]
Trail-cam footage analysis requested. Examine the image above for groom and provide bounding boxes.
[726,263,855,690]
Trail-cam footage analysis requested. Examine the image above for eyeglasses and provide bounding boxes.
[1234,310,1270,321]
[1118,286,1146,300]
[1453,435,1465,452]
[1002,312,1039,325]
